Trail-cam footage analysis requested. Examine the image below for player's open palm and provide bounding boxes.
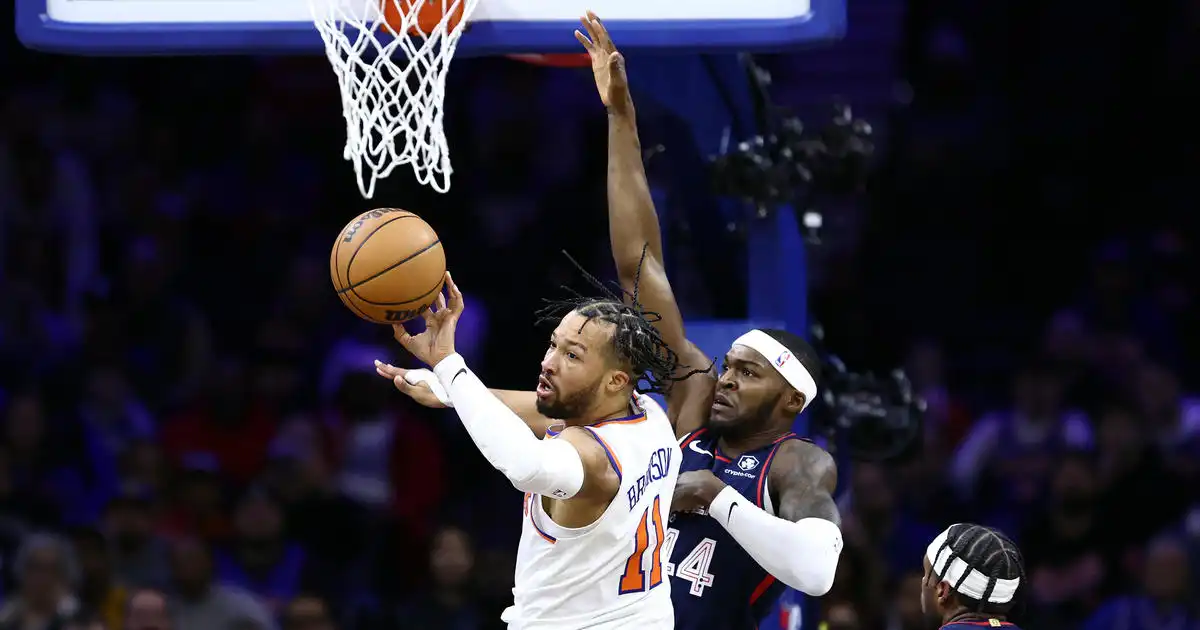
[391,271,464,367]
[575,11,630,112]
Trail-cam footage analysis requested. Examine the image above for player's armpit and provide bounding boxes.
[556,427,622,502]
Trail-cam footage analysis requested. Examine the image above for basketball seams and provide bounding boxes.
[348,244,446,305]
[339,213,425,290]
[340,237,442,294]
[331,209,446,324]
[337,289,378,323]
[331,209,414,291]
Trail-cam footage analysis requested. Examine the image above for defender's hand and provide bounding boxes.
[575,11,631,113]
[375,363,451,408]
[672,470,728,514]
[391,271,465,367]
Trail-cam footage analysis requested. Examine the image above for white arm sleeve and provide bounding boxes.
[434,353,585,499]
[403,368,453,407]
[709,486,842,596]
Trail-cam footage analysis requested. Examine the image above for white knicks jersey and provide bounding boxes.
[503,394,681,630]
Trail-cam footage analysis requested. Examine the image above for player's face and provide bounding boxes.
[537,311,630,420]
[709,344,794,434]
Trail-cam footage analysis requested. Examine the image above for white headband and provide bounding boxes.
[925,526,1020,604]
[732,330,818,411]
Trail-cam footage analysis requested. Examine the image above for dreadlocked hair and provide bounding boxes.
[934,523,1027,618]
[536,246,710,396]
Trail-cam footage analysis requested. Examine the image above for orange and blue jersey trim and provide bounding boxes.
[591,411,647,429]
[582,426,623,482]
[524,493,557,543]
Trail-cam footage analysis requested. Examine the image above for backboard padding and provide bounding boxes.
[16,0,845,55]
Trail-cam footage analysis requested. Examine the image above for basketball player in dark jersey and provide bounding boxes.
[922,524,1027,630]
[383,14,843,630]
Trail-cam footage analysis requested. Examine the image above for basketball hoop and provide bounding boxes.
[311,0,480,198]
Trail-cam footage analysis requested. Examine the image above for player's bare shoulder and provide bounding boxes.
[768,439,840,525]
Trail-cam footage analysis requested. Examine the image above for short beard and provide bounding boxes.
[535,381,599,421]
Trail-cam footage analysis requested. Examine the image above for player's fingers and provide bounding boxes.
[374,359,400,379]
[587,11,613,49]
[420,303,438,327]
[574,28,593,51]
[391,324,415,349]
[445,271,465,314]
[579,14,597,42]
[434,291,448,313]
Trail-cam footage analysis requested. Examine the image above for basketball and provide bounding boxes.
[330,208,446,324]
[380,0,465,37]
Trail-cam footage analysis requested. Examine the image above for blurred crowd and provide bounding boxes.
[1,0,1199,628]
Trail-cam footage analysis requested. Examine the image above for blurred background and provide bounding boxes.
[1,0,1198,628]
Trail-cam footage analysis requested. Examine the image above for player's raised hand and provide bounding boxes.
[391,271,465,367]
[575,11,631,113]
[374,362,452,408]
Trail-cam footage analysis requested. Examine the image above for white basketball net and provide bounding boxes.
[311,0,480,198]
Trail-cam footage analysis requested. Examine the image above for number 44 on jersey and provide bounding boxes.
[618,498,717,597]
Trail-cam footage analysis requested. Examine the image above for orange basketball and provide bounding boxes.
[330,208,446,324]
[380,0,465,37]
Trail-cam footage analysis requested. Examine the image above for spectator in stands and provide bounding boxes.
[885,571,925,630]
[951,361,1092,521]
[215,489,308,612]
[68,527,127,630]
[841,462,939,579]
[2,391,86,525]
[1022,453,1109,627]
[167,536,275,630]
[158,453,231,542]
[126,588,172,630]
[1094,402,1191,577]
[160,359,278,485]
[1083,536,1199,630]
[257,434,364,602]
[1135,363,1200,452]
[396,525,480,630]
[318,341,445,541]
[103,484,170,590]
[75,362,155,520]
[0,533,81,630]
[0,446,61,594]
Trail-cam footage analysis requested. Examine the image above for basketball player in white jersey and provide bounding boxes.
[389,14,842,630]
[377,271,684,629]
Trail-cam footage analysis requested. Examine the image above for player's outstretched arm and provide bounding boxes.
[714,441,841,595]
[375,363,557,437]
[577,13,715,436]
[387,273,590,498]
[431,353,620,501]
[675,441,842,596]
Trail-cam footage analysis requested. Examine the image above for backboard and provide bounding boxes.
[16,0,845,55]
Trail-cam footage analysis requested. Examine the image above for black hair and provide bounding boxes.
[536,246,707,395]
[759,328,823,396]
[931,523,1025,617]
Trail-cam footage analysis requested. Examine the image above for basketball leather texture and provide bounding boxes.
[330,208,446,324]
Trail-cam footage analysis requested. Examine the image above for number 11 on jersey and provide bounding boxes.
[618,496,667,594]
